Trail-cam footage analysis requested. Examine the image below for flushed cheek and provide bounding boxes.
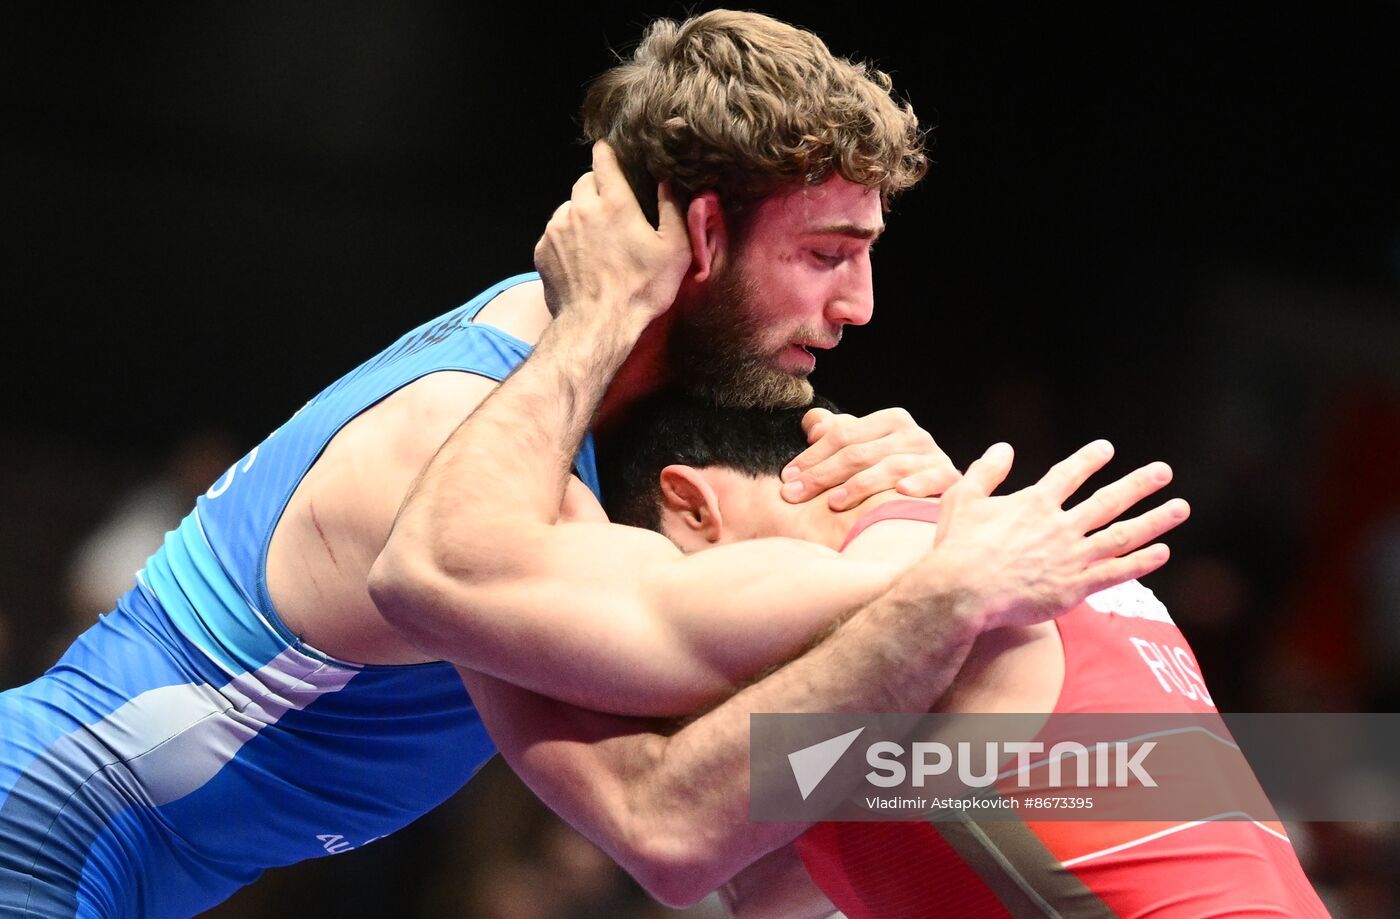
[746,265,828,328]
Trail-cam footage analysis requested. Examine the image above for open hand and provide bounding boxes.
[924,440,1189,632]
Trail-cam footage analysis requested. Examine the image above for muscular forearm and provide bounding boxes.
[623,564,980,904]
[477,433,1186,907]
[627,443,1187,900]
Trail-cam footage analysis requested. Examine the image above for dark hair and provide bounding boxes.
[597,389,840,531]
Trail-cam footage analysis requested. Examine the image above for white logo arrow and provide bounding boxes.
[788,727,865,800]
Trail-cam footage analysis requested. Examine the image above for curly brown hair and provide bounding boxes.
[581,9,927,230]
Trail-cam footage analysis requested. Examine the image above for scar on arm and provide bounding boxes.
[309,500,339,570]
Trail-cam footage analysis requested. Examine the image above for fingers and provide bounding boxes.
[821,454,950,511]
[1082,498,1190,561]
[1035,440,1115,504]
[895,465,963,499]
[782,410,860,489]
[781,408,943,505]
[533,201,574,268]
[1068,461,1173,532]
[956,442,1015,498]
[656,179,687,241]
[591,140,648,222]
[590,140,620,195]
[564,142,636,211]
[572,170,598,201]
[781,434,898,502]
[799,407,838,444]
[1079,544,1172,596]
[785,407,921,482]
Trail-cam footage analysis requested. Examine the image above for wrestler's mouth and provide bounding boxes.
[792,338,841,353]
[780,337,840,373]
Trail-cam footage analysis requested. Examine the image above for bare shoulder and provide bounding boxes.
[267,369,504,664]
[471,278,551,344]
[839,503,938,570]
[287,368,503,517]
[659,536,894,585]
[680,536,841,564]
[937,622,1064,714]
[372,370,502,465]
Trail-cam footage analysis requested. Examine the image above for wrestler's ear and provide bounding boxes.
[658,464,724,542]
[685,190,728,283]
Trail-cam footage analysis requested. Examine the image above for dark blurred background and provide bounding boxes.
[3,3,1398,916]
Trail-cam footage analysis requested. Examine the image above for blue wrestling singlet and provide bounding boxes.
[0,273,601,918]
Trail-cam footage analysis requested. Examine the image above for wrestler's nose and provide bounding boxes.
[825,256,874,327]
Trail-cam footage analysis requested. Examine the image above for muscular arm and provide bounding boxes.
[385,473,903,714]
[458,557,980,906]
[447,443,1182,906]
[367,292,910,714]
[373,143,1185,905]
[373,274,991,898]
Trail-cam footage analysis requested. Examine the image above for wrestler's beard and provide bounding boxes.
[667,265,815,410]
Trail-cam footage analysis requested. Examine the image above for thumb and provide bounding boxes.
[802,407,836,442]
[959,442,1014,497]
[656,180,687,243]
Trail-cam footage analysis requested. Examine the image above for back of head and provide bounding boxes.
[597,389,839,531]
[581,10,927,228]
